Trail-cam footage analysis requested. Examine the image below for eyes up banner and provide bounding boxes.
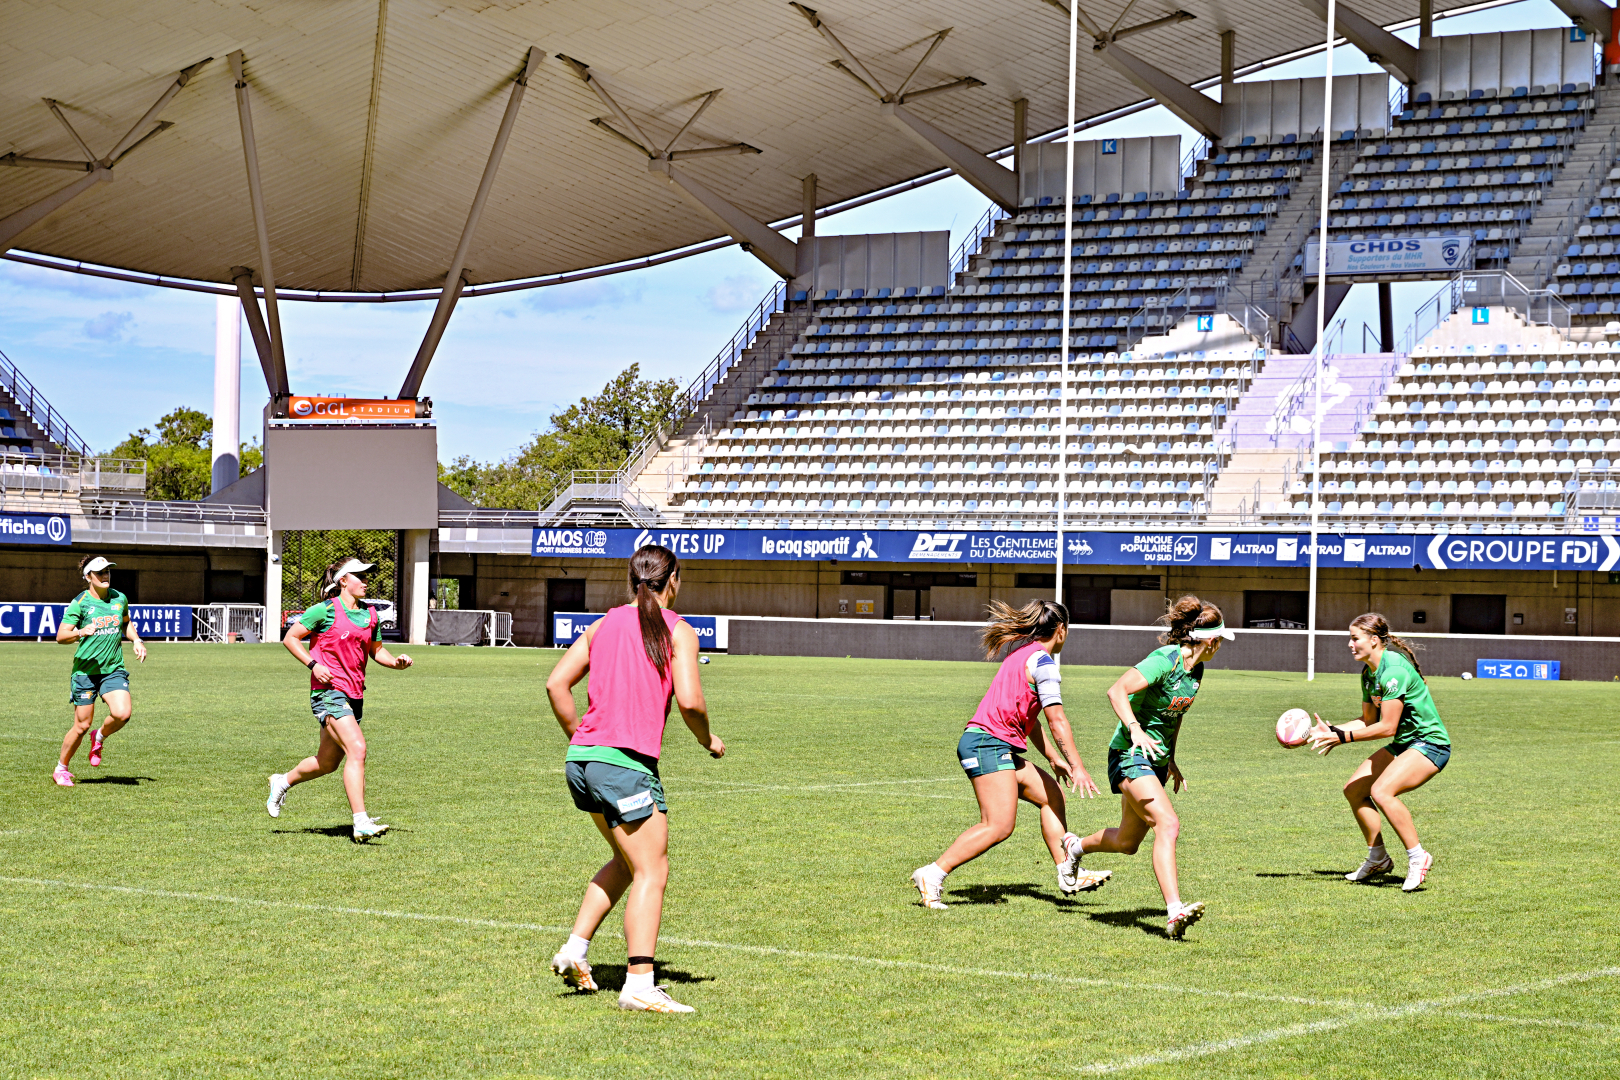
[532,528,1620,572]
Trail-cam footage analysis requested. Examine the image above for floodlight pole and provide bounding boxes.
[1056,0,1079,621]
[212,295,242,496]
[1307,0,1337,682]
[399,47,541,400]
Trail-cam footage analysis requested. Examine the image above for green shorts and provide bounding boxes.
[957,727,1025,778]
[70,669,129,706]
[1107,746,1170,794]
[310,688,364,726]
[565,760,667,829]
[1386,738,1451,773]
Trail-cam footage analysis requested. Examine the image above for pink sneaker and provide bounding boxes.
[53,764,74,787]
[88,731,103,768]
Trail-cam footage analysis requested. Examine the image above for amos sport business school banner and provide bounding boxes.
[533,527,1620,572]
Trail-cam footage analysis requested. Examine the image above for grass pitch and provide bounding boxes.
[0,641,1616,1078]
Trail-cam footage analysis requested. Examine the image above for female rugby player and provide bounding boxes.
[1307,613,1451,892]
[1074,595,1230,939]
[911,599,1108,911]
[53,556,146,786]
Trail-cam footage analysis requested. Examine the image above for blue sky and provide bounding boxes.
[0,0,1566,464]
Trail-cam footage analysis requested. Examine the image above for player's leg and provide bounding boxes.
[612,806,691,1011]
[1119,774,1182,908]
[269,720,345,818]
[97,688,132,740]
[935,769,1021,871]
[56,700,98,783]
[1078,795,1150,856]
[1369,746,1443,891]
[1342,750,1398,882]
[320,713,370,816]
[1018,757,1111,894]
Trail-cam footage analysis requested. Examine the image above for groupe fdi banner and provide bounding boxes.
[532,527,1620,572]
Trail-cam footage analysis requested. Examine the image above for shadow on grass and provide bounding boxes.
[76,775,156,786]
[1255,870,1401,888]
[1084,906,1172,938]
[557,965,715,995]
[945,882,1089,909]
[271,825,357,838]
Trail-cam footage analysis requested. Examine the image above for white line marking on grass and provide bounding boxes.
[1073,967,1620,1074]
[0,875,1349,1008]
[0,733,57,741]
[1437,1011,1619,1033]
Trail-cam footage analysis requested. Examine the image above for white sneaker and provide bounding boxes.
[1057,834,1085,894]
[352,816,390,842]
[618,985,694,1013]
[550,953,597,992]
[1345,853,1394,883]
[266,774,290,818]
[1402,850,1434,892]
[1167,900,1206,940]
[911,865,948,909]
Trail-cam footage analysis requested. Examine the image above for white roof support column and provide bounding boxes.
[229,51,289,406]
[0,58,208,250]
[232,266,283,397]
[1548,0,1613,43]
[796,173,817,280]
[790,3,1012,210]
[1297,0,1420,83]
[398,46,541,399]
[562,56,796,280]
[1094,42,1223,140]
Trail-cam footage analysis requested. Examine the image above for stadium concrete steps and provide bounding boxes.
[1130,312,1266,357]
[1418,304,1568,350]
[1203,447,1297,516]
[1505,85,1620,289]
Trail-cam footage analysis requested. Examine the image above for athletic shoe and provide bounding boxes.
[266,774,290,818]
[550,953,598,992]
[617,985,694,1013]
[1402,850,1434,892]
[1345,853,1394,883]
[352,816,390,842]
[911,865,948,910]
[1074,869,1112,892]
[1167,900,1206,940]
[88,731,103,768]
[52,764,74,787]
[1057,834,1085,894]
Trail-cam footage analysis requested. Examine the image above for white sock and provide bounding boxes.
[93,729,104,741]
[922,862,947,885]
[561,934,590,962]
[1407,844,1426,860]
[354,812,370,826]
[272,773,288,789]
[1063,832,1082,855]
[1368,843,1387,860]
[624,969,654,994]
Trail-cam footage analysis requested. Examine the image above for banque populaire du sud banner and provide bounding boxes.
[532,528,1620,572]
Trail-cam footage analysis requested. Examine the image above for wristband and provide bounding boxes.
[1331,725,1350,744]
[307,658,318,670]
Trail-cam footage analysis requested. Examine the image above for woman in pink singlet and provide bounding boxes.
[911,599,1107,910]
[545,545,724,1014]
[265,557,413,842]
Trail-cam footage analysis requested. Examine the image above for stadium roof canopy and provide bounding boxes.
[1,0,1535,299]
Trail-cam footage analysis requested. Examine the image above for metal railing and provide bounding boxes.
[194,605,266,643]
[951,203,1008,279]
[438,508,545,528]
[1398,270,1571,354]
[0,346,91,456]
[1523,123,1620,288]
[81,499,266,524]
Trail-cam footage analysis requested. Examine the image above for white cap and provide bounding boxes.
[323,559,375,595]
[1190,621,1234,642]
[82,556,116,578]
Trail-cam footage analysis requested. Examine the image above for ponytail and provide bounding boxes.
[628,544,680,677]
[1159,594,1224,645]
[1350,612,1424,678]
[980,598,1068,660]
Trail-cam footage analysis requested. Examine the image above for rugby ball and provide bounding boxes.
[1275,708,1312,748]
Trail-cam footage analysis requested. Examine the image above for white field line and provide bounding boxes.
[1074,967,1620,1074]
[0,733,58,741]
[1440,1011,1619,1032]
[0,875,1349,1008]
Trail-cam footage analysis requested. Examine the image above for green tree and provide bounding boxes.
[440,364,683,510]
[106,406,264,501]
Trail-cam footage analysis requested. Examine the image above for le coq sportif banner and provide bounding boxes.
[532,527,1620,572]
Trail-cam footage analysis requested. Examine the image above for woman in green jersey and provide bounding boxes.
[1074,596,1230,939]
[1308,612,1451,892]
[53,555,146,787]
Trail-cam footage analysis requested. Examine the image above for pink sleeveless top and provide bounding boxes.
[968,641,1049,749]
[308,604,378,699]
[571,605,683,760]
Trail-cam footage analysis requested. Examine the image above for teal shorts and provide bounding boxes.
[1387,738,1451,772]
[70,669,129,706]
[1107,746,1170,794]
[565,760,667,829]
[310,688,364,726]
[957,727,1024,778]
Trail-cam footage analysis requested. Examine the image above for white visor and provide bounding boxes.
[82,556,116,578]
[1190,622,1234,641]
[324,559,375,594]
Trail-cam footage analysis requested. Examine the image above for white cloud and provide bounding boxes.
[705,273,770,313]
[83,311,134,340]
